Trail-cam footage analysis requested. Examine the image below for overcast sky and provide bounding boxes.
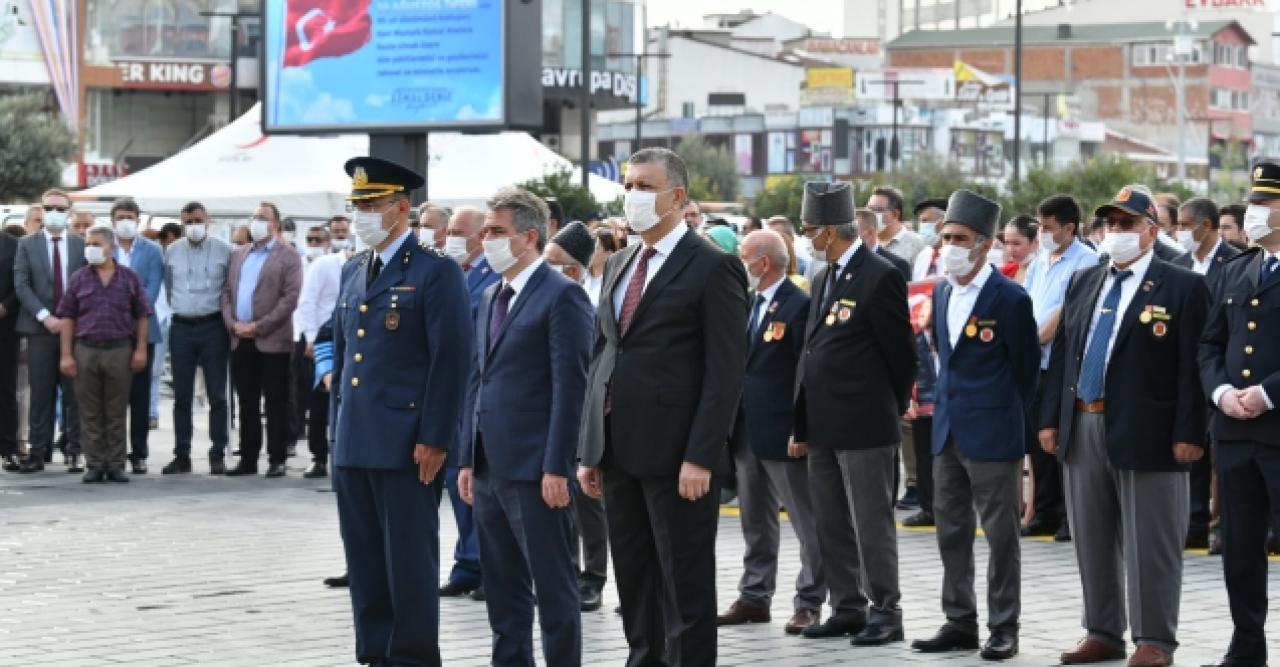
[642,0,847,36]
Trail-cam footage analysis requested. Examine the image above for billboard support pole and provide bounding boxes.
[581,0,592,192]
[370,134,429,206]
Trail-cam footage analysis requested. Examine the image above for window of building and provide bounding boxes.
[767,131,796,174]
[1133,41,1204,66]
[797,129,833,173]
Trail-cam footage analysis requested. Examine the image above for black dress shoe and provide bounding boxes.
[911,625,979,653]
[323,573,349,588]
[2,454,20,472]
[266,463,287,478]
[896,486,920,509]
[162,457,192,474]
[18,458,45,473]
[980,630,1018,660]
[131,460,148,475]
[66,454,84,473]
[851,623,904,646]
[303,462,328,479]
[225,463,258,476]
[903,510,935,527]
[580,584,603,612]
[469,586,486,601]
[439,580,475,597]
[82,468,105,483]
[801,613,867,639]
[104,468,130,483]
[1054,523,1072,542]
[1020,516,1058,537]
[209,460,227,475]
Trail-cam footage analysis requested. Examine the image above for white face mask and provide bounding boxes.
[1102,231,1144,265]
[482,237,519,273]
[1244,204,1277,242]
[918,222,938,244]
[305,246,326,260]
[44,210,68,232]
[444,236,470,264]
[624,189,671,233]
[626,234,642,247]
[114,218,137,240]
[354,209,391,248]
[874,212,886,233]
[419,228,436,246]
[85,246,107,265]
[743,258,762,291]
[941,243,977,276]
[1038,229,1060,254]
[249,219,271,242]
[1176,229,1199,253]
[330,237,350,251]
[185,223,207,243]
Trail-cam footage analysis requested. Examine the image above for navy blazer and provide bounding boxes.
[1172,240,1240,290]
[732,278,809,462]
[465,257,500,305]
[329,234,473,469]
[461,262,594,481]
[932,269,1040,461]
[118,237,165,344]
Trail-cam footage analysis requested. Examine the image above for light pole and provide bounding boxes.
[607,52,671,159]
[199,10,259,122]
[1167,18,1198,183]
[1012,0,1023,186]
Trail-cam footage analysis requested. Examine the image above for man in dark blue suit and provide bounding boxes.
[458,188,593,667]
[718,229,826,635]
[910,190,1039,661]
[329,157,472,667]
[438,206,498,599]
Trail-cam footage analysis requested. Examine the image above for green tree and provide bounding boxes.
[1209,139,1249,204]
[519,168,607,222]
[750,175,806,222]
[1005,155,1194,218]
[0,94,76,201]
[674,136,739,202]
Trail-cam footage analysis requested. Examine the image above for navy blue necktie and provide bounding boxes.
[488,285,515,351]
[366,254,382,290]
[1078,269,1133,403]
[749,294,766,337]
[1262,256,1278,286]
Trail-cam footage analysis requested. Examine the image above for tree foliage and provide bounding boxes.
[0,94,76,201]
[1005,154,1194,219]
[675,136,739,202]
[519,167,620,222]
[750,176,806,222]
[1209,139,1249,204]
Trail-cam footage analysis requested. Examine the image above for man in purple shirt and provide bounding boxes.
[55,226,151,483]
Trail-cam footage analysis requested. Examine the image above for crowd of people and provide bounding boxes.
[0,147,1277,667]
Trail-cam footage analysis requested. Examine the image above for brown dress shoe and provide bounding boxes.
[784,608,821,635]
[1128,644,1173,666]
[716,600,771,626]
[1061,637,1127,664]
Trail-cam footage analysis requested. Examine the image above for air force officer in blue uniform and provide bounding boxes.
[458,188,594,667]
[911,190,1039,661]
[329,157,472,667]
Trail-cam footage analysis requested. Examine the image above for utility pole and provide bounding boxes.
[608,52,671,159]
[1012,0,1023,185]
[1169,18,1197,183]
[581,0,592,192]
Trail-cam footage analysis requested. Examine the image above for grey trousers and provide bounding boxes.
[25,334,80,459]
[73,343,133,470]
[901,420,917,487]
[571,485,609,585]
[733,443,826,611]
[1064,411,1188,654]
[807,445,901,625]
[933,441,1021,634]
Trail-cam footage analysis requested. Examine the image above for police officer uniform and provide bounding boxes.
[329,157,473,667]
[1199,162,1280,667]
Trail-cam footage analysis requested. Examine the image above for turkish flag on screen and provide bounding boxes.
[283,0,372,68]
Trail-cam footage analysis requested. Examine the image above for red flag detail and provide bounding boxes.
[283,0,372,68]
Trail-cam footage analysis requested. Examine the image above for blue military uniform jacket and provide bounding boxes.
[330,232,473,469]
[931,269,1040,461]
[465,257,499,304]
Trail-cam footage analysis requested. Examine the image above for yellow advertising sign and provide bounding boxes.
[806,67,854,89]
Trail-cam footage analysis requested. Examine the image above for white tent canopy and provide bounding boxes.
[78,104,624,218]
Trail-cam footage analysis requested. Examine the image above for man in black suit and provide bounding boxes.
[717,230,824,636]
[1172,197,1240,552]
[577,147,748,667]
[792,181,917,647]
[1198,162,1280,667]
[1039,186,1209,666]
[0,228,20,470]
[855,208,913,282]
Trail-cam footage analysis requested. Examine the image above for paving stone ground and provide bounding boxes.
[0,405,1268,666]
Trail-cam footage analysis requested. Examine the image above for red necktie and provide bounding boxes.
[51,236,63,310]
[618,248,657,336]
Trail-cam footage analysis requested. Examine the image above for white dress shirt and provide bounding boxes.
[1212,247,1278,412]
[1083,248,1155,368]
[946,261,993,349]
[295,251,350,344]
[612,223,688,321]
[504,258,544,309]
[583,273,604,310]
[1190,239,1222,276]
[817,238,862,304]
[37,228,71,322]
[750,276,785,332]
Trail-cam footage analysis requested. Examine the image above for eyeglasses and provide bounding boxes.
[43,205,69,212]
[800,225,822,238]
[1104,216,1148,231]
[305,236,326,244]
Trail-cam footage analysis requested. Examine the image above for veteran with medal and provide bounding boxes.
[328,157,473,666]
[1038,185,1209,666]
[792,181,917,645]
[911,190,1039,660]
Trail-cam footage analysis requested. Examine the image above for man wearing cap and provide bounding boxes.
[1039,185,1209,666]
[576,148,748,666]
[794,181,917,646]
[544,221,611,611]
[910,190,1038,661]
[718,229,825,635]
[329,157,472,667]
[911,198,947,281]
[1199,161,1280,667]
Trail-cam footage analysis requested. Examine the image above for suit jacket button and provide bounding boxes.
[1243,369,1252,379]
[1252,298,1260,307]
[1245,345,1254,355]
[1248,321,1257,330]
[359,304,369,313]
[351,377,360,387]
[357,328,366,338]
[354,353,363,362]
